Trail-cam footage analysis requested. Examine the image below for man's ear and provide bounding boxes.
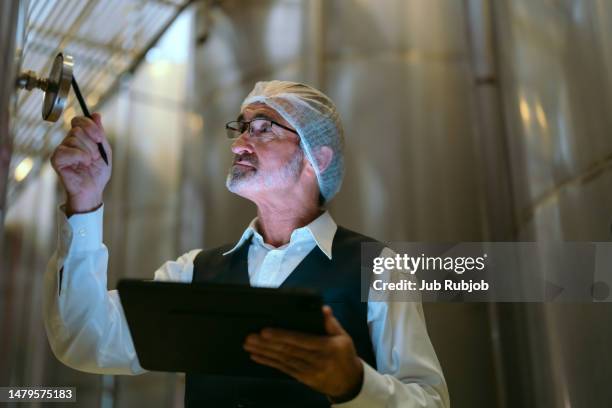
[313,146,333,173]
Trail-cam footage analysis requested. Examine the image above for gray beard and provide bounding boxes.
[226,148,304,193]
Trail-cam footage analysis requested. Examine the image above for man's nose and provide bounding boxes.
[231,133,254,155]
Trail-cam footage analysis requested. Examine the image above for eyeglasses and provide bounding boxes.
[225,118,298,140]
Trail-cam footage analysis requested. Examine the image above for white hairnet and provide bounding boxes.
[241,80,344,203]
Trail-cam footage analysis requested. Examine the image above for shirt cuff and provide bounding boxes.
[331,361,388,408]
[57,203,104,254]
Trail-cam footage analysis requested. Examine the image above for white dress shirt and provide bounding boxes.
[43,205,449,407]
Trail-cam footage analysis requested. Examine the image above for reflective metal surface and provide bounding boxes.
[42,53,73,121]
[16,53,75,122]
[0,0,22,388]
[494,0,612,406]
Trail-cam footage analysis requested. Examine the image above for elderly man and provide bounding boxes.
[44,81,449,407]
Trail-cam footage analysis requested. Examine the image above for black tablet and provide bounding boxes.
[117,279,325,378]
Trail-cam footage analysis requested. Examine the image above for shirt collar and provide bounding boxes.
[222,210,337,259]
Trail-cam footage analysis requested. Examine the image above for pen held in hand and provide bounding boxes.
[71,76,108,165]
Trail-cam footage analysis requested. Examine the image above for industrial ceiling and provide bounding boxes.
[9,0,192,205]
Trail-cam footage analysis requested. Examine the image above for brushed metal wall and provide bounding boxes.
[0,0,29,388]
[494,0,612,406]
[0,0,20,257]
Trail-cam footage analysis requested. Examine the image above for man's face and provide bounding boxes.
[226,103,304,199]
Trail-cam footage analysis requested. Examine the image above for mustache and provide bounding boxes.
[233,154,258,168]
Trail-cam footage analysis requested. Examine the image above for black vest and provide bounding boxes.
[185,226,383,408]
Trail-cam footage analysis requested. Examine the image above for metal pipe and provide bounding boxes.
[462,0,519,407]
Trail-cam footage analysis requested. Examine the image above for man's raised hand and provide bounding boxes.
[50,113,112,215]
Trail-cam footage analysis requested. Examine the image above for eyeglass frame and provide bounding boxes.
[225,117,299,140]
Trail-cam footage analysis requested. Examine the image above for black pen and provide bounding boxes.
[71,76,108,165]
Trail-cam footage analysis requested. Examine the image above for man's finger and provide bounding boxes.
[249,353,303,378]
[244,335,320,363]
[53,145,92,168]
[66,130,99,159]
[323,305,346,336]
[245,344,313,371]
[71,115,112,163]
[71,116,102,144]
[91,112,104,130]
[260,328,326,351]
